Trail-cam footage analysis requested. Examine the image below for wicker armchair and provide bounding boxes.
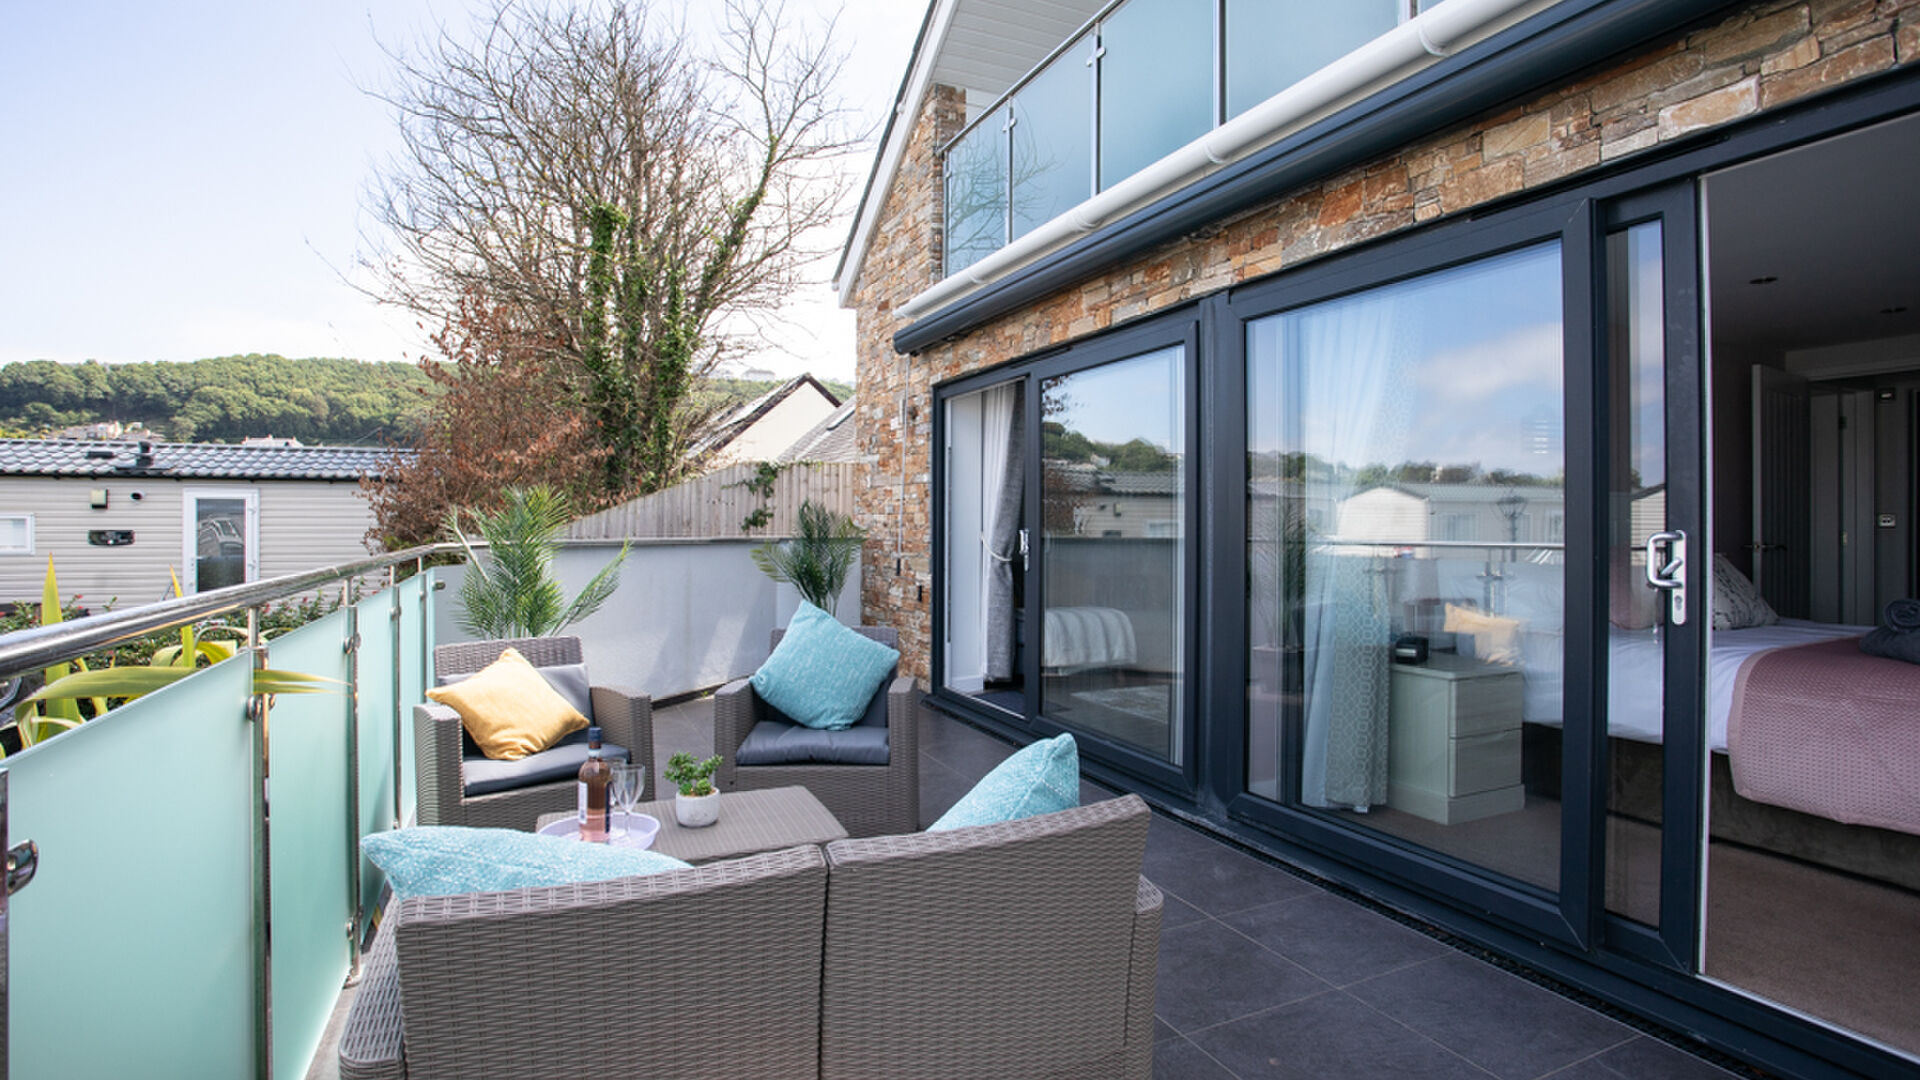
[414,636,653,829]
[338,846,829,1080]
[818,795,1160,1079]
[713,626,918,838]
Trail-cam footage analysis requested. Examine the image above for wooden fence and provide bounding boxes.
[565,461,862,539]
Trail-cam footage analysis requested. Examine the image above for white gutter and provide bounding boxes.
[892,0,1558,324]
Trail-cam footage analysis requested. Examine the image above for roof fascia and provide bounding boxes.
[832,0,958,305]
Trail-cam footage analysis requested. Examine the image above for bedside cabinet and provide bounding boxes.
[1386,653,1525,824]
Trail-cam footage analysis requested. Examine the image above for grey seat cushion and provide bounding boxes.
[463,727,629,796]
[736,719,890,766]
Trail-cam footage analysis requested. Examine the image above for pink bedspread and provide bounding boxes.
[1728,637,1920,836]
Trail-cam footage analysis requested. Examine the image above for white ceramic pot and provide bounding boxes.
[674,788,721,828]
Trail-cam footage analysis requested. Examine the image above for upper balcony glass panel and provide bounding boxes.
[942,0,1409,278]
[1013,35,1096,240]
[946,106,1011,276]
[1225,0,1404,119]
[1097,0,1214,192]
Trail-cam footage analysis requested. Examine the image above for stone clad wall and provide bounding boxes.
[846,0,1919,682]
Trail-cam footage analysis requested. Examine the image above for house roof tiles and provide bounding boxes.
[0,438,412,481]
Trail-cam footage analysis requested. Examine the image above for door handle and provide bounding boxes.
[7,840,36,896]
[1645,530,1687,626]
[1018,529,1030,573]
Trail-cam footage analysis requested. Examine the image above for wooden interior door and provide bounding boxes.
[1751,365,1811,617]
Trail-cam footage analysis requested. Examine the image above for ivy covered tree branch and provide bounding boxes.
[360,0,854,502]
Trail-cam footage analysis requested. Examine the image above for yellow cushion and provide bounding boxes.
[1443,604,1524,666]
[425,647,589,761]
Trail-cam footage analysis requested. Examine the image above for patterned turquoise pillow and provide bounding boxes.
[363,826,691,901]
[750,602,901,731]
[928,733,1080,831]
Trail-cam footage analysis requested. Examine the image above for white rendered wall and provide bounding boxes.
[432,538,862,698]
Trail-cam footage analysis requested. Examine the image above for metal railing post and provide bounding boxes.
[389,569,403,831]
[342,591,364,980]
[248,606,273,1080]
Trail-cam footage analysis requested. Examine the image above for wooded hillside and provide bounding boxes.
[0,356,853,446]
[0,355,435,444]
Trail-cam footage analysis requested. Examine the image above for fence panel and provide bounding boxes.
[566,462,860,539]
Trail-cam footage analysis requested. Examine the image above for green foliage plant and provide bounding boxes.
[664,751,721,798]
[750,500,865,617]
[735,460,781,532]
[7,561,335,756]
[450,485,629,639]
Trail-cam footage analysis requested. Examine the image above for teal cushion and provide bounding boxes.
[927,733,1080,831]
[750,603,901,731]
[362,826,691,901]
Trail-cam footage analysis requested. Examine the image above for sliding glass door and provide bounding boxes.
[1230,184,1711,949]
[1037,344,1190,767]
[1244,241,1570,895]
[935,320,1198,783]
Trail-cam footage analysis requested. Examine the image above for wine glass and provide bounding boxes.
[610,761,645,833]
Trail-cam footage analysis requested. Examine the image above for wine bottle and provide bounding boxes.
[577,726,611,842]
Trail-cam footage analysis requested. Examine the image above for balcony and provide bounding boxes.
[0,541,1741,1079]
[943,0,1423,277]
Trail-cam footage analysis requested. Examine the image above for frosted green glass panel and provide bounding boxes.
[266,610,352,1080]
[355,589,399,921]
[6,657,256,1079]
[395,573,431,820]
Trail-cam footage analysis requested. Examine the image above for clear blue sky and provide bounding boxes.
[0,0,922,381]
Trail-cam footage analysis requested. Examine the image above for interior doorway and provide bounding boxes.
[1695,109,1920,1057]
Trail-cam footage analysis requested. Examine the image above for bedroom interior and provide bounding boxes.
[1309,110,1920,1057]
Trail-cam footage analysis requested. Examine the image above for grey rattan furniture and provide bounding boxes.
[713,626,918,837]
[340,796,1159,1080]
[338,846,828,1080]
[819,794,1159,1080]
[415,636,653,829]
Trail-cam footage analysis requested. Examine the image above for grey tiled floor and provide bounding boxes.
[311,697,1743,1080]
[793,698,1739,1080]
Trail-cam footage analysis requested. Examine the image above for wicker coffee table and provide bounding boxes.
[535,785,847,863]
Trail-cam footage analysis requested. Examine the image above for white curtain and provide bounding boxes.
[982,383,1023,681]
[1289,289,1416,810]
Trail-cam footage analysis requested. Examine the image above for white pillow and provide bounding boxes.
[1710,554,1779,630]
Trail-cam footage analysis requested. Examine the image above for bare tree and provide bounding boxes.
[363,0,854,494]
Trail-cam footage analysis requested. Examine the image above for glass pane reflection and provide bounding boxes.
[1247,242,1565,892]
[1041,347,1186,764]
[1013,37,1094,239]
[945,110,1008,276]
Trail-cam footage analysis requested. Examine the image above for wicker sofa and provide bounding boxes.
[713,626,918,838]
[338,795,1161,1080]
[414,636,654,829]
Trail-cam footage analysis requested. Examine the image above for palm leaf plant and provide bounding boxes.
[449,485,628,638]
[751,500,866,618]
[8,562,337,756]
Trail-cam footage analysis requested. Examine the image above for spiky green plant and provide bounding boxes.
[750,500,865,617]
[449,486,628,638]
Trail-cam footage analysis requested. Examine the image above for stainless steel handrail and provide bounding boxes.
[0,543,452,681]
[1313,538,1566,550]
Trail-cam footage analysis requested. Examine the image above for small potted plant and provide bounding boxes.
[664,751,723,827]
